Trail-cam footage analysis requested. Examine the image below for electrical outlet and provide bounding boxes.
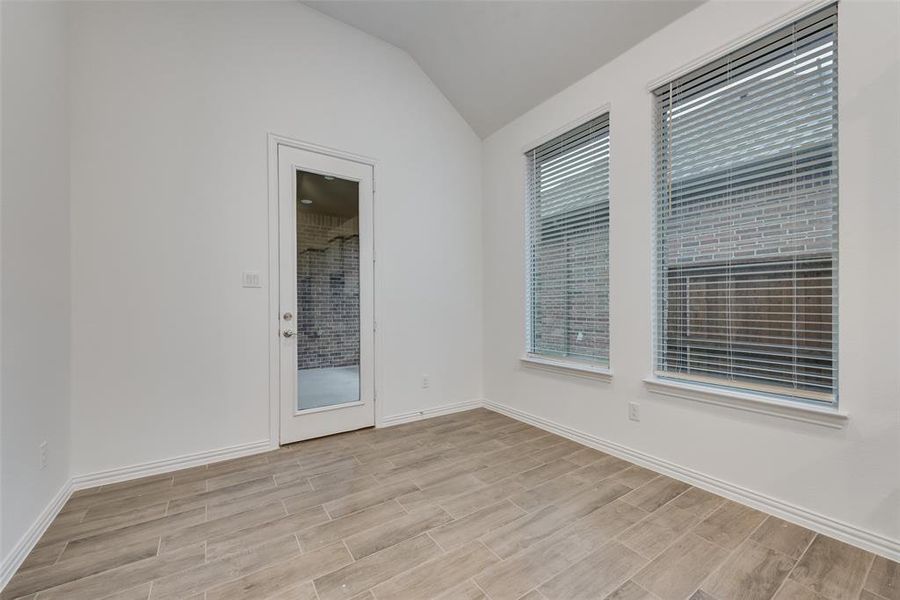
[40,441,48,470]
[628,402,640,422]
[241,271,261,288]
[421,374,430,389]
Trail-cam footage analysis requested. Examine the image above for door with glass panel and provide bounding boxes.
[278,144,374,443]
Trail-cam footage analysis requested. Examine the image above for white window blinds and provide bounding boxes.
[526,113,610,366]
[653,5,838,404]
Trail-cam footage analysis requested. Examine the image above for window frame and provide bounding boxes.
[522,108,613,378]
[648,3,841,413]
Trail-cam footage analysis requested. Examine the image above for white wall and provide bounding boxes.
[68,1,483,476]
[0,0,71,561]
[4,0,896,573]
[483,0,899,550]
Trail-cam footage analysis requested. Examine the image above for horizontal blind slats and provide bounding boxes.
[527,113,610,365]
[653,4,838,404]
[653,6,837,98]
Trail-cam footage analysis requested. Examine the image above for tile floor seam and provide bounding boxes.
[46,543,67,568]
[477,537,505,564]
[339,538,354,563]
[341,535,438,600]
[425,530,448,553]
[782,576,829,600]
[854,554,879,599]
[187,547,301,599]
[766,575,793,600]
[687,513,782,600]
[769,533,825,600]
[8,411,895,600]
[630,580,662,600]
[470,576,494,600]
[530,536,621,599]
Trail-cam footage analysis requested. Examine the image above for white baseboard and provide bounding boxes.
[380,398,483,428]
[71,439,275,490]
[0,438,277,594]
[0,478,73,591]
[484,398,900,562]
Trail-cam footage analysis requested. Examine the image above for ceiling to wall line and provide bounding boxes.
[304,0,703,138]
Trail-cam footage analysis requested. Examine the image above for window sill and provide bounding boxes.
[643,377,848,429]
[520,355,613,382]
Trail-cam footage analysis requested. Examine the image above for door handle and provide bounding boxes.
[282,329,295,338]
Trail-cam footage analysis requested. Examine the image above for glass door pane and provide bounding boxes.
[296,170,360,411]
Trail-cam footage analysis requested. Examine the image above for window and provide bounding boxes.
[653,5,838,404]
[526,113,610,367]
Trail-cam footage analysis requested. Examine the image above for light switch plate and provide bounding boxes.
[241,271,262,288]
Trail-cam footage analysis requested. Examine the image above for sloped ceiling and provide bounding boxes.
[305,1,703,137]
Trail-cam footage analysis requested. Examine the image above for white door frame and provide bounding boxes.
[267,133,381,446]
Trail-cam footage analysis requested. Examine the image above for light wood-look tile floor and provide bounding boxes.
[4,409,897,600]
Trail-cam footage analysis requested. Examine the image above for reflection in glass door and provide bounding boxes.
[295,170,360,411]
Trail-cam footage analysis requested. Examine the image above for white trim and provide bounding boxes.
[520,355,613,382]
[0,399,474,591]
[1,438,276,593]
[70,439,274,490]
[522,105,613,373]
[267,134,281,448]
[380,399,483,428]
[643,377,848,429]
[267,133,381,445]
[483,398,897,562]
[520,102,611,154]
[0,479,73,592]
[646,0,838,91]
[268,134,378,169]
[295,401,365,416]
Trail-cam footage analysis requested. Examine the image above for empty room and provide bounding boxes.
[1,0,898,598]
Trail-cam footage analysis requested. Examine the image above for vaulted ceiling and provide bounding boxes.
[305,1,703,137]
